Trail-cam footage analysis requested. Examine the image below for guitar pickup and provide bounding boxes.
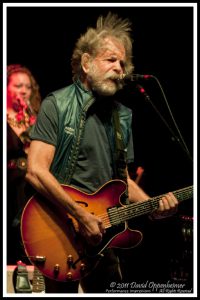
[28,256,46,263]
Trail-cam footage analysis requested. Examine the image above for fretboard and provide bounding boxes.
[109,186,193,225]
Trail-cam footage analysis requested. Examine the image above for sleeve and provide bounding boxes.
[30,95,58,146]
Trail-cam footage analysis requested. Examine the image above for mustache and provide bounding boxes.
[107,74,126,90]
[107,74,126,82]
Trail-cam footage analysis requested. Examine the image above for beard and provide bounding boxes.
[87,64,124,96]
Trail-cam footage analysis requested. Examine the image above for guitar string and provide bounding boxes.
[111,188,193,224]
[98,187,193,227]
[101,192,192,226]
[71,187,193,230]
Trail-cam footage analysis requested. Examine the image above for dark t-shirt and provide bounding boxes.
[30,96,134,193]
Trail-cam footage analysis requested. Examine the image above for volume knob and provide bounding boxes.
[54,264,60,275]
[80,263,86,272]
[66,271,72,280]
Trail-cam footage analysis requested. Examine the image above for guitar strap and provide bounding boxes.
[112,107,129,204]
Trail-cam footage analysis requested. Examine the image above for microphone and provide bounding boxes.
[121,74,153,81]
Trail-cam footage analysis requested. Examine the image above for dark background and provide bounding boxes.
[7,5,194,287]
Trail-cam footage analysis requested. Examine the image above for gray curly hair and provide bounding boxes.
[71,12,134,81]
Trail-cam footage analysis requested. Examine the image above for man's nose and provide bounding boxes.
[113,61,123,74]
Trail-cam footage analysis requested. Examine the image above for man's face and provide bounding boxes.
[86,37,126,96]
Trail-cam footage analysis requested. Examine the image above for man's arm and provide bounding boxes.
[127,171,178,218]
[26,140,105,245]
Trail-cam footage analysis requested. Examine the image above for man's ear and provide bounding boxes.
[81,53,91,74]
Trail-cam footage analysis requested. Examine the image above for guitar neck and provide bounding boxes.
[108,186,193,225]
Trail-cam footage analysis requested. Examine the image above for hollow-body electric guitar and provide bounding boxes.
[21,179,193,282]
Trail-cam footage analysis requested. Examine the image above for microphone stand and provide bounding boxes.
[135,76,193,163]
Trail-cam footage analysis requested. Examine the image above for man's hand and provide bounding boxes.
[78,210,106,246]
[151,192,178,219]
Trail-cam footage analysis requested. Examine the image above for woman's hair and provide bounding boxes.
[71,12,134,81]
[7,64,41,113]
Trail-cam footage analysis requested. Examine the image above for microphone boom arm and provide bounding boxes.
[134,75,193,162]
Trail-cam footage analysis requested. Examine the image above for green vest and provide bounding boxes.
[50,80,133,184]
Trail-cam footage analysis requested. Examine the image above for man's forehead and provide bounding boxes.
[97,37,126,57]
